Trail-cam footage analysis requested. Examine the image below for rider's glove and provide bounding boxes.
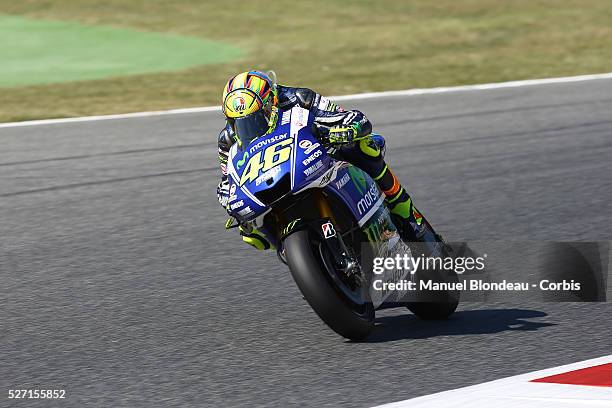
[327,124,359,145]
[217,178,230,208]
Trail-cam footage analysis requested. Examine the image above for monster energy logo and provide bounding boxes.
[283,218,301,235]
[347,165,367,194]
[363,217,385,243]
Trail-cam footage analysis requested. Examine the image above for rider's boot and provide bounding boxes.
[374,165,446,255]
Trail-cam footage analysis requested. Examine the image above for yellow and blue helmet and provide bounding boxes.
[222,71,278,146]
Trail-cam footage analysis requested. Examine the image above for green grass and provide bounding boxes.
[1,0,611,122]
[0,15,242,87]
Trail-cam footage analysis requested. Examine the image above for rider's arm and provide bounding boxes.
[216,125,234,208]
[314,109,372,140]
[294,89,372,140]
[218,124,234,176]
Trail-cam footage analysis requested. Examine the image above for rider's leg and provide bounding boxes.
[335,134,442,244]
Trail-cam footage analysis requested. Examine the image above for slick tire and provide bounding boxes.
[406,268,459,320]
[284,230,374,341]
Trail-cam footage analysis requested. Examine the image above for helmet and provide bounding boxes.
[222,70,278,146]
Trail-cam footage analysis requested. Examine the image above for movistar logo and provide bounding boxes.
[237,151,249,169]
[249,133,288,154]
[357,182,380,215]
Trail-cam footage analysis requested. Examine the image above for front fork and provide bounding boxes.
[278,191,360,283]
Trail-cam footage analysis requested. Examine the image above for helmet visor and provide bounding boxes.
[233,109,270,146]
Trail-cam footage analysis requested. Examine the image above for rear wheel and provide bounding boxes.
[406,297,458,320]
[284,230,374,341]
[405,246,460,320]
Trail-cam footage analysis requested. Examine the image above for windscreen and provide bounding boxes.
[233,110,270,146]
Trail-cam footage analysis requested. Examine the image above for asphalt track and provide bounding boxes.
[1,78,612,407]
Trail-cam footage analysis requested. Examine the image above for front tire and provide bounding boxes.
[284,230,374,341]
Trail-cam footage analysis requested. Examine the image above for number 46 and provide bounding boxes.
[240,138,293,185]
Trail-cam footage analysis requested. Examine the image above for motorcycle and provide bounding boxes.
[225,105,459,340]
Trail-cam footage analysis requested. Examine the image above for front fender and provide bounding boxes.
[281,217,353,275]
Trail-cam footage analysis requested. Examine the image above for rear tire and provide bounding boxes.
[406,256,460,320]
[284,230,374,341]
[406,298,458,320]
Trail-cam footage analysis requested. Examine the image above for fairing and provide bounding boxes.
[225,105,386,235]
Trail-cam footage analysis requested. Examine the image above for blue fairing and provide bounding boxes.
[226,106,385,230]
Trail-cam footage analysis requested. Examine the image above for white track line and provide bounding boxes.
[374,355,612,408]
[0,106,221,129]
[2,72,612,129]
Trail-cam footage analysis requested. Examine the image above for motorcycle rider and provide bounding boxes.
[216,70,442,250]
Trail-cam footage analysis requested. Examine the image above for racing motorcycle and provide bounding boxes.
[225,106,459,341]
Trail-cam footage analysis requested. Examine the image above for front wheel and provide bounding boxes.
[284,230,374,341]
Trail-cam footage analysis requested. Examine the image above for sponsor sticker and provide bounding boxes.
[318,168,335,187]
[281,110,291,125]
[303,160,324,176]
[357,182,381,215]
[322,222,336,239]
[233,96,246,112]
[302,149,322,166]
[255,165,281,186]
[335,173,350,189]
[298,139,312,149]
[294,107,306,127]
[230,200,244,210]
[318,97,331,111]
[237,206,253,217]
[282,218,301,236]
[228,183,238,202]
[298,139,321,155]
[236,151,249,170]
[290,106,309,140]
[249,133,289,154]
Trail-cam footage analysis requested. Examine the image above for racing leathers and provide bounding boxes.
[216,85,441,250]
